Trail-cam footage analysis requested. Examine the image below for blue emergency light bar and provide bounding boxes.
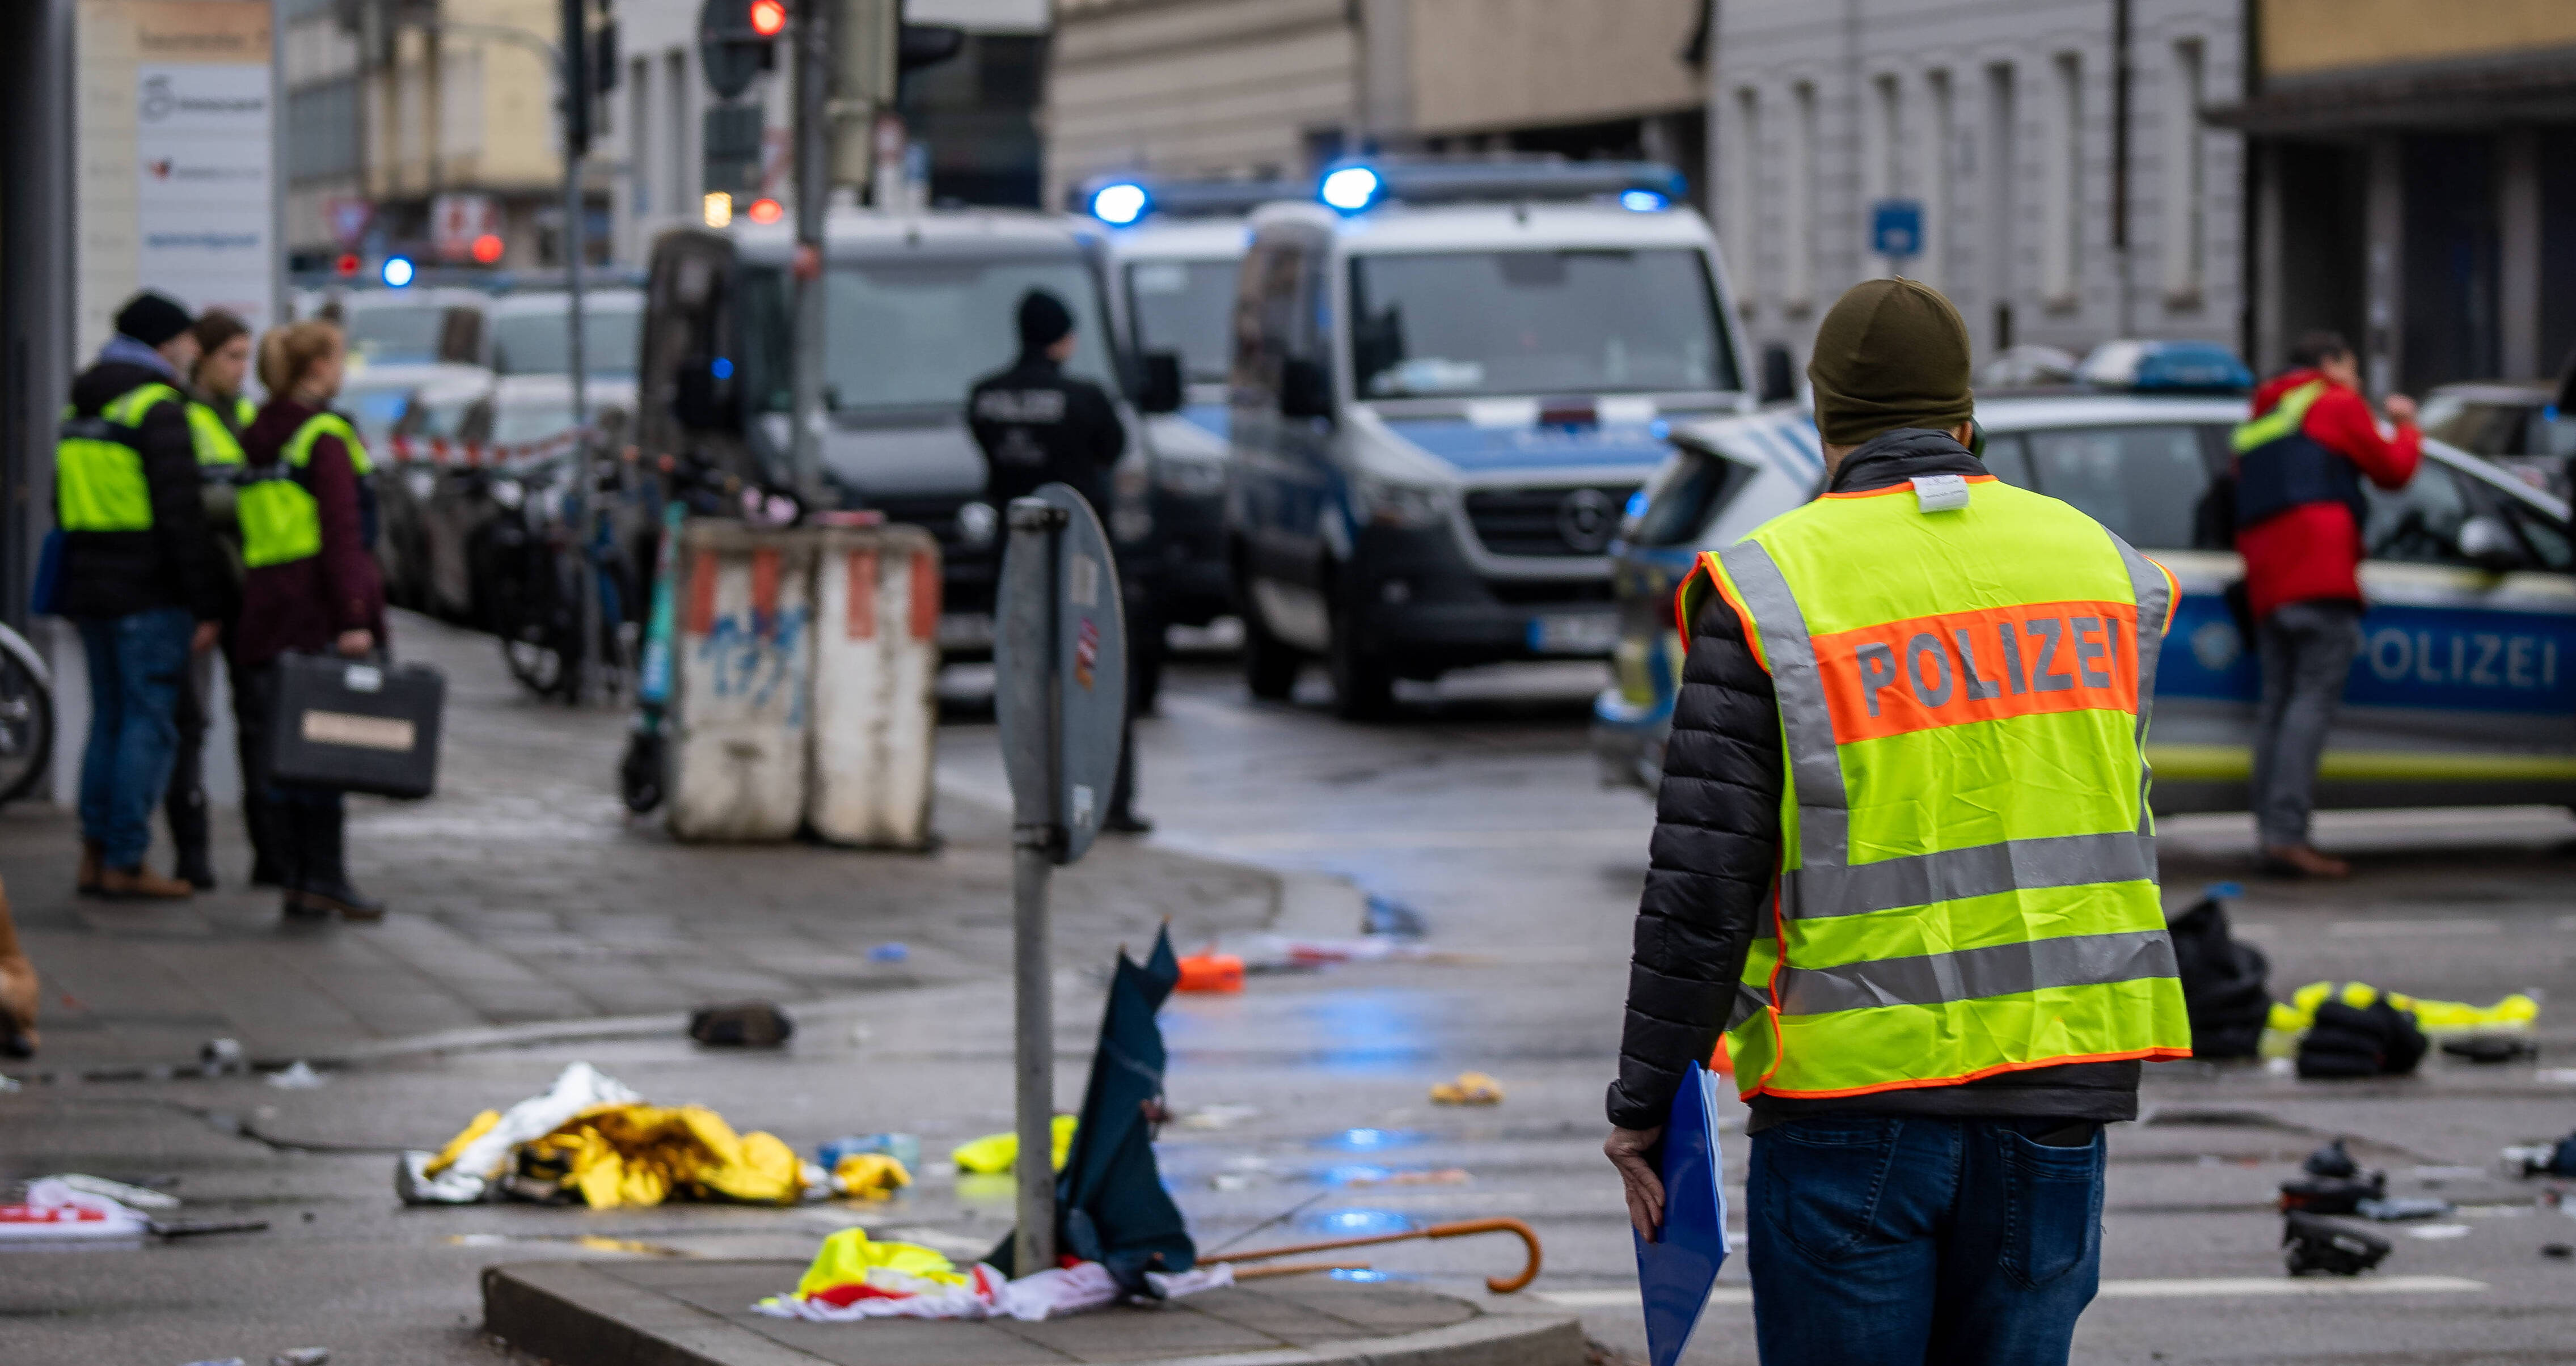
[1069,174,1307,224]
[2077,339,2253,395]
[1312,157,1688,214]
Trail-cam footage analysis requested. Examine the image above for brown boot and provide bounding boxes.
[97,865,195,900]
[2261,843,2350,878]
[78,840,104,898]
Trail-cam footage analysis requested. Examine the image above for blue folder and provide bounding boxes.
[1633,1060,1730,1366]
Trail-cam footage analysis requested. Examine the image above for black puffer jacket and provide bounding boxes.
[57,358,222,622]
[1607,429,2143,1134]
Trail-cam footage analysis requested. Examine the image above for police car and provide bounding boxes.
[1593,355,2576,814]
[638,209,1144,657]
[1224,159,1756,717]
[1079,175,1303,635]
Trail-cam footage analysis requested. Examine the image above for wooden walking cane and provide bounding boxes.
[1203,1217,1543,1294]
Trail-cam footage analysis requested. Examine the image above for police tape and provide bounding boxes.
[381,427,597,467]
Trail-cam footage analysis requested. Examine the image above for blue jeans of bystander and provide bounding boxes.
[75,607,195,869]
[1747,1115,2105,1366]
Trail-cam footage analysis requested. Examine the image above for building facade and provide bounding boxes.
[2215,0,2576,391]
[1044,0,1708,209]
[1711,0,2246,378]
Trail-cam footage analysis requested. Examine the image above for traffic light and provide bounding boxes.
[699,0,784,101]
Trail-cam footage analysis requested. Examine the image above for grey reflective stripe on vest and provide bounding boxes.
[2112,533,2171,833]
[1775,928,2180,1016]
[1728,982,1768,1030]
[1782,830,2158,920]
[1716,540,1849,865]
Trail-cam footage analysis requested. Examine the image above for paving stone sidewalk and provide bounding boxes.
[3,610,1273,1075]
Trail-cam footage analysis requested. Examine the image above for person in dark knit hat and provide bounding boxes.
[962,287,1151,833]
[1607,278,2181,1364]
[55,291,225,900]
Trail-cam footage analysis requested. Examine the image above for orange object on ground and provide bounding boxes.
[1175,953,1243,993]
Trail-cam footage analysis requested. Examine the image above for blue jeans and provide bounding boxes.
[1748,1117,2105,1366]
[75,607,196,869]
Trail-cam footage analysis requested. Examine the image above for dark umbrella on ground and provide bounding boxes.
[991,927,1193,1293]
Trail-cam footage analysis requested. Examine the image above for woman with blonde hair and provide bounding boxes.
[237,319,387,921]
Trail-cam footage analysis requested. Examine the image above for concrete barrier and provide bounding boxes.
[668,523,818,842]
[806,526,941,849]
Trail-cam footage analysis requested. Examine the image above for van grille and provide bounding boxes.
[1463,484,1638,557]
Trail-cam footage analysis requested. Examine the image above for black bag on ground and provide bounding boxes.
[688,1002,794,1048]
[2296,998,2430,1079]
[265,652,445,799]
[2165,890,2271,1059]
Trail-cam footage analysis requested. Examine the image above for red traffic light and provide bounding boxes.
[335,253,361,277]
[748,0,786,37]
[469,232,504,264]
[747,197,784,225]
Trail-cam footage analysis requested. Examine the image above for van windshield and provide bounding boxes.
[346,304,450,365]
[1350,249,1735,399]
[1125,259,1238,386]
[491,304,643,379]
[741,258,1119,414]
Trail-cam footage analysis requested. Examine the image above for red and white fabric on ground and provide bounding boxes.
[0,1178,151,1240]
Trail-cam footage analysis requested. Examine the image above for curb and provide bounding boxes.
[483,1261,1587,1366]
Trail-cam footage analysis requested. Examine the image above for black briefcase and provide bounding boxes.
[266,653,445,798]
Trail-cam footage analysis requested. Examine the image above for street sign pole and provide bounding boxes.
[995,485,1127,1277]
[559,0,601,704]
[999,496,1065,1275]
[788,0,830,509]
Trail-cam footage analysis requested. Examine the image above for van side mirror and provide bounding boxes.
[2455,514,2528,572]
[1279,357,1333,420]
[1138,350,1184,415]
[672,358,738,432]
[1758,344,1797,405]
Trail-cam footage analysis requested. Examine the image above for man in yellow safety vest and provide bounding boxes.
[1603,280,2191,1365]
[54,292,226,900]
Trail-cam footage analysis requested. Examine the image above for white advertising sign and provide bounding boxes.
[136,61,274,332]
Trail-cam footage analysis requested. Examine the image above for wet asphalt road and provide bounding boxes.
[6,652,2575,1365]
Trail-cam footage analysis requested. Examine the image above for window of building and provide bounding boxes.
[666,50,691,216]
[1787,81,1818,312]
[1866,73,1901,275]
[1728,87,1759,315]
[629,57,651,214]
[2162,39,2206,306]
[1986,62,2018,349]
[2042,53,2081,310]
[287,79,361,183]
[1922,69,1952,289]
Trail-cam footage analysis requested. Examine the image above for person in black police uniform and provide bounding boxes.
[966,289,1151,834]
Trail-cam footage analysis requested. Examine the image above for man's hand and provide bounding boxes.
[1605,1126,1666,1241]
[335,628,374,659]
[2384,393,2418,425]
[191,621,220,654]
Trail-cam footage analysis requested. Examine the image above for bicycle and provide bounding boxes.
[0,620,56,809]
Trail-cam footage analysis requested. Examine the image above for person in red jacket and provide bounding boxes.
[2232,331,2420,877]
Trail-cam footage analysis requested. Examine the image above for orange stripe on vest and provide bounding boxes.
[1814,599,2139,744]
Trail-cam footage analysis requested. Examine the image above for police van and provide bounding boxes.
[1224,159,1755,717]
[637,209,1145,655]
[1078,174,1304,637]
[1594,361,2576,814]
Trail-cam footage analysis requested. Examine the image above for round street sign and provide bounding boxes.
[995,484,1126,865]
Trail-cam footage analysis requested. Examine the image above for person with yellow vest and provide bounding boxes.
[1603,281,2191,1365]
[161,309,261,891]
[57,292,225,900]
[235,320,387,921]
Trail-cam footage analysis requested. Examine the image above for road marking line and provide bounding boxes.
[2329,919,2500,936]
[1536,1275,2489,1309]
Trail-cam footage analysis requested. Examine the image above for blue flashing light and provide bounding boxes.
[1320,165,1382,213]
[711,357,735,380]
[381,256,416,288]
[1090,181,1150,226]
[1620,189,1669,213]
[1623,490,1649,521]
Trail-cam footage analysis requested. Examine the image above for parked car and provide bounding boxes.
[1595,392,2576,815]
[483,289,647,380]
[2419,379,2576,496]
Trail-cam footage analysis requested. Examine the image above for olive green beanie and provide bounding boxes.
[1805,278,1975,447]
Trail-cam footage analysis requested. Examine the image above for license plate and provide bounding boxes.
[1528,610,1619,655]
[938,612,995,649]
